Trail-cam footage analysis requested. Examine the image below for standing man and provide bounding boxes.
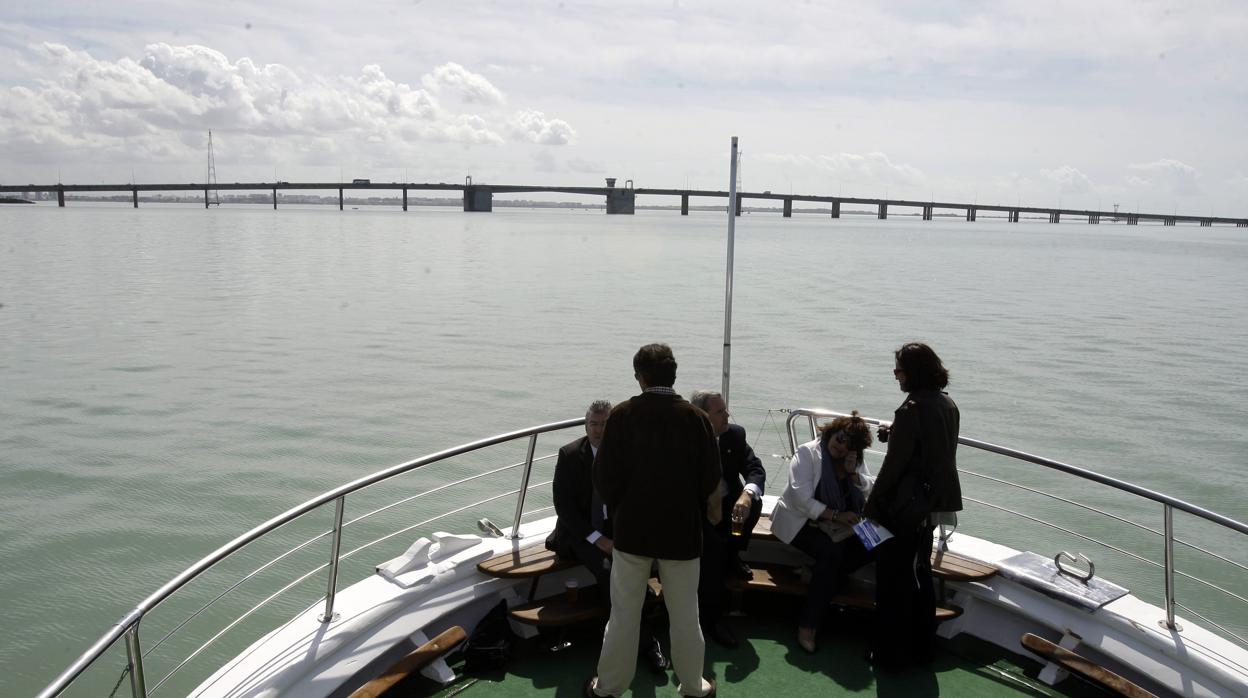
[863,342,962,670]
[689,389,765,648]
[587,344,721,698]
[548,400,668,673]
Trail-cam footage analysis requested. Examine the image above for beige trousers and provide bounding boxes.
[592,549,712,697]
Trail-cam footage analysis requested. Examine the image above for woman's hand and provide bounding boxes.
[836,511,861,526]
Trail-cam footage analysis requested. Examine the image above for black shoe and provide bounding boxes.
[642,642,670,673]
[705,620,738,648]
[728,558,753,580]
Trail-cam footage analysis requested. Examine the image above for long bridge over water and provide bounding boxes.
[4,179,1245,227]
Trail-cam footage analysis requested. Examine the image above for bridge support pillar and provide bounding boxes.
[402,187,408,211]
[1237,221,1247,227]
[1200,219,1212,227]
[922,205,932,221]
[1088,214,1099,224]
[831,200,840,218]
[339,188,344,211]
[606,189,635,214]
[966,207,976,222]
[1049,212,1060,223]
[680,193,689,215]
[273,188,278,210]
[1164,217,1176,226]
[783,198,792,218]
[464,187,493,212]
[1009,210,1019,222]
[204,188,210,208]
[57,187,65,207]
[132,187,139,208]
[1128,215,1138,225]
[734,195,742,217]
[878,202,888,219]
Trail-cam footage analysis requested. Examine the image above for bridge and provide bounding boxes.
[2,179,1245,227]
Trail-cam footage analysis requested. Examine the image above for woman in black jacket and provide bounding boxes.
[863,342,962,669]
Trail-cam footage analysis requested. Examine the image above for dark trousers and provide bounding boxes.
[698,494,762,624]
[872,525,936,661]
[566,537,661,654]
[790,525,872,629]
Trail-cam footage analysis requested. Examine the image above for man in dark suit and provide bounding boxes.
[549,400,667,674]
[690,389,766,648]
[587,344,720,698]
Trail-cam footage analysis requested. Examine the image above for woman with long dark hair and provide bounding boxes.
[863,342,962,669]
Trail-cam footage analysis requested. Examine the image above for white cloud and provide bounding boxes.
[509,110,575,145]
[420,62,506,105]
[1126,158,1201,195]
[0,42,585,168]
[1040,165,1095,195]
[567,158,606,174]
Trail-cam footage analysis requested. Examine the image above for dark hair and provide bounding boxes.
[818,411,873,452]
[633,343,677,387]
[895,342,949,391]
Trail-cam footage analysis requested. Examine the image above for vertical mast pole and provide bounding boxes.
[722,136,739,406]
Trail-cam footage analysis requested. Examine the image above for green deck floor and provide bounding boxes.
[402,595,1102,697]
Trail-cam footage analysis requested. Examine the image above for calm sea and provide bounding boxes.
[2,202,1246,695]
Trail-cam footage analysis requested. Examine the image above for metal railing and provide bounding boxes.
[784,408,1248,637]
[39,408,1248,698]
[37,418,585,698]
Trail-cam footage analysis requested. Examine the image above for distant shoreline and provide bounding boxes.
[0,197,35,204]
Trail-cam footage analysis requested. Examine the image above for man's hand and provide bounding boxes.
[732,492,752,523]
[595,536,614,554]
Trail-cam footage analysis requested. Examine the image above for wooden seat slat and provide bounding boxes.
[477,546,578,579]
[1021,633,1157,698]
[727,563,961,620]
[509,588,607,627]
[347,625,466,698]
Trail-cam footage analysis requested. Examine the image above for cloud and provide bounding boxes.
[420,62,506,105]
[0,42,586,168]
[759,151,925,186]
[509,110,575,145]
[1040,165,1095,194]
[1126,158,1201,195]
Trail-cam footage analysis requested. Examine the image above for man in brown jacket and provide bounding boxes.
[586,343,721,698]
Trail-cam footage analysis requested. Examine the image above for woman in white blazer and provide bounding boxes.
[770,411,875,653]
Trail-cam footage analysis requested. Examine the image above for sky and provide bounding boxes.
[2,0,1246,215]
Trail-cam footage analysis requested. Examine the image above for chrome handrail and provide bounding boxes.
[37,417,584,698]
[783,408,1248,634]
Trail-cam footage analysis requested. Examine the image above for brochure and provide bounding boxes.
[853,519,894,550]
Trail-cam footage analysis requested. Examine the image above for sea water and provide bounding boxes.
[2,202,1246,695]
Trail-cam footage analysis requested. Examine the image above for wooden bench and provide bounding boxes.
[727,562,963,621]
[347,625,466,698]
[751,514,998,583]
[477,544,662,629]
[1021,633,1157,698]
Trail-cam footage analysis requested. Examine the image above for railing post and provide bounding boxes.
[125,624,148,698]
[1162,503,1180,630]
[510,434,539,539]
[319,496,346,623]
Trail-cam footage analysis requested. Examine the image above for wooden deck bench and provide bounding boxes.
[1021,633,1157,698]
[727,562,963,621]
[478,544,661,629]
[347,625,466,698]
[751,514,998,583]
